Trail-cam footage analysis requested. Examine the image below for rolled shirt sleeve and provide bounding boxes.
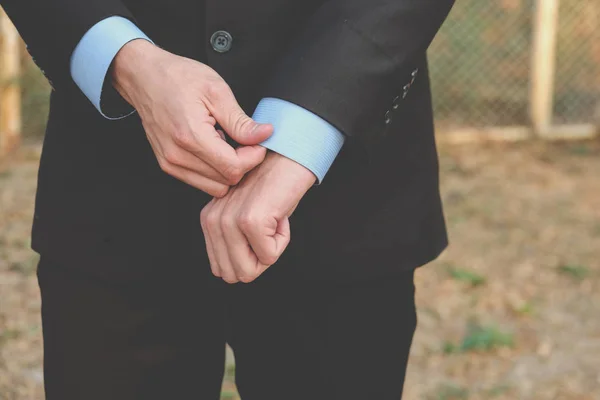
[70,16,152,119]
[253,98,345,183]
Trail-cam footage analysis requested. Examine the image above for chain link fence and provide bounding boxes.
[2,1,600,140]
[554,0,600,125]
[429,0,600,131]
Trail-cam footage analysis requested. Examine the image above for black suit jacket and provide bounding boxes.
[3,0,453,281]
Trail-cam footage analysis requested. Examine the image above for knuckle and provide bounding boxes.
[172,129,193,148]
[211,185,229,198]
[199,208,210,228]
[223,165,244,185]
[162,148,180,165]
[260,253,279,266]
[237,212,259,231]
[158,158,173,174]
[239,274,258,284]
[223,275,238,284]
[205,211,220,228]
[205,79,229,100]
[229,111,252,133]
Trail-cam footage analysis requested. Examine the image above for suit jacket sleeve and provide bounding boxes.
[262,0,455,154]
[1,0,133,89]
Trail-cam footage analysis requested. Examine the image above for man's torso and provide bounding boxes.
[32,0,447,280]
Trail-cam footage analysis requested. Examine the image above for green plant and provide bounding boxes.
[486,383,513,397]
[220,391,238,400]
[8,254,39,276]
[557,264,589,280]
[442,324,514,354]
[568,144,593,156]
[442,341,457,354]
[225,364,236,379]
[0,329,21,345]
[433,383,469,400]
[460,324,514,352]
[448,267,486,287]
[514,301,535,316]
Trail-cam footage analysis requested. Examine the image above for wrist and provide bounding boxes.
[264,152,317,187]
[111,39,159,105]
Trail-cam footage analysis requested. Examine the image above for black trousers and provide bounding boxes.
[37,256,417,400]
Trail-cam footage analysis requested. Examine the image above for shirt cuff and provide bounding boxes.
[252,98,345,183]
[70,16,152,120]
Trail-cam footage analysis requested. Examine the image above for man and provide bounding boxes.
[2,0,454,398]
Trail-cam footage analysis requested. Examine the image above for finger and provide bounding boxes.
[182,123,263,187]
[210,198,238,284]
[235,145,268,173]
[161,161,230,198]
[273,216,291,259]
[192,134,268,186]
[240,214,291,266]
[200,202,221,278]
[187,126,249,185]
[164,146,233,185]
[222,212,261,283]
[148,126,232,191]
[216,129,226,141]
[203,82,273,145]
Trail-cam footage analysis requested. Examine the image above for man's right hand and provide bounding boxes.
[111,39,273,197]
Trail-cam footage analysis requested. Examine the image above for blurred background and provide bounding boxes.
[1,0,599,399]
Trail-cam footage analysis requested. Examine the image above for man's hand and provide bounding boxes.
[200,152,316,283]
[112,39,273,197]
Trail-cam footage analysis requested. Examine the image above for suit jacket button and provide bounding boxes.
[392,96,400,110]
[403,84,411,98]
[385,110,392,124]
[210,30,233,53]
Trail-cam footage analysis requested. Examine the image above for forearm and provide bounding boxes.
[263,0,455,152]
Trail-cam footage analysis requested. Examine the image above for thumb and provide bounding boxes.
[226,111,273,145]
[245,215,290,266]
[205,83,273,145]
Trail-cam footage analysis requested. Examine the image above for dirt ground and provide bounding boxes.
[1,139,599,400]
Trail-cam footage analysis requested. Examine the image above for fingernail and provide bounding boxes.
[251,123,263,135]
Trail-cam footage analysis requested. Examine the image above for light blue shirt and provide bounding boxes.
[70,16,344,182]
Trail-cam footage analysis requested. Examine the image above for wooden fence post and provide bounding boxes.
[0,8,21,159]
[530,0,560,136]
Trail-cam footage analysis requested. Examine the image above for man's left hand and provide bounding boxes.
[200,152,316,284]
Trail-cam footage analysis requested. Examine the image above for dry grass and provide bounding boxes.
[1,139,599,399]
